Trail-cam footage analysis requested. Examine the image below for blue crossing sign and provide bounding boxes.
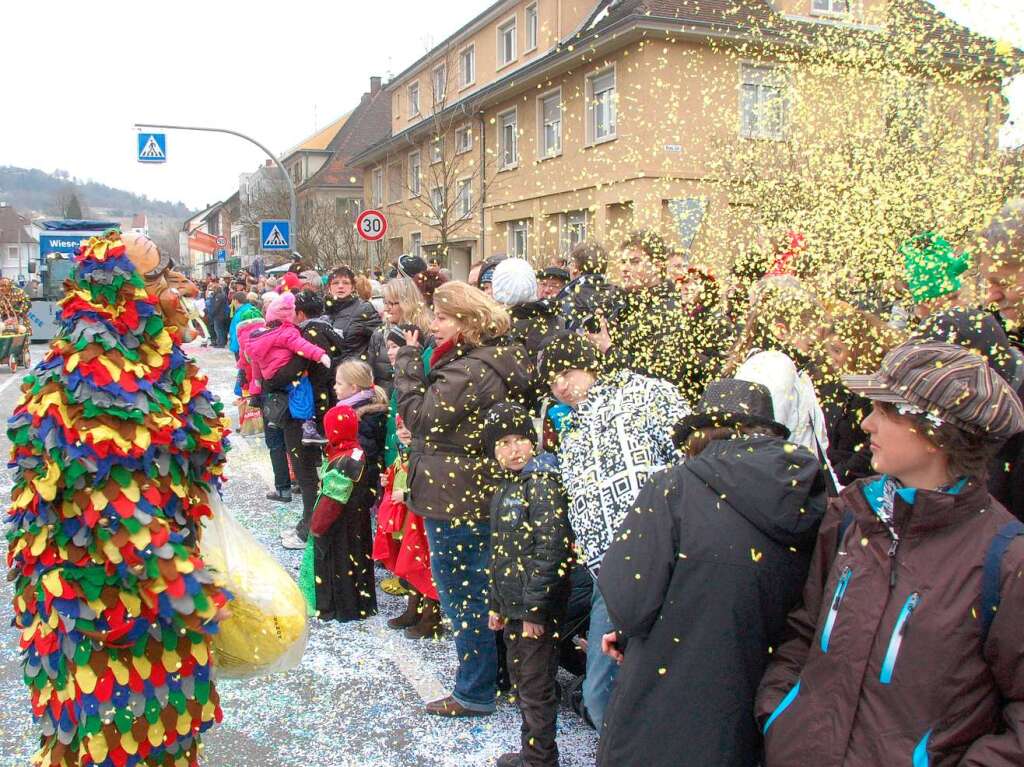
[260,220,291,251]
[137,133,167,163]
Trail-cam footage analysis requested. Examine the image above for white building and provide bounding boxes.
[0,204,39,283]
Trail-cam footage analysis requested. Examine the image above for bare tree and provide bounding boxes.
[383,44,502,262]
[240,168,369,272]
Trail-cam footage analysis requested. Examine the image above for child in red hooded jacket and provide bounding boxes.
[309,404,378,622]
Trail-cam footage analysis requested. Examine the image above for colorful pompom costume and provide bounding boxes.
[6,231,231,767]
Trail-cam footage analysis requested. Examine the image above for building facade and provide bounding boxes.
[353,0,1015,280]
[0,204,39,283]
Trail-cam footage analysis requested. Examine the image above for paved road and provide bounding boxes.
[0,344,598,767]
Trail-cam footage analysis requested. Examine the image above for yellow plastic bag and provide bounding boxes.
[200,494,308,678]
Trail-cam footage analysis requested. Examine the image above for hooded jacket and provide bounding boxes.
[394,339,533,522]
[508,299,565,362]
[262,316,344,424]
[245,321,327,395]
[557,272,623,332]
[228,302,262,356]
[756,477,1024,767]
[325,294,382,362]
[488,452,573,625]
[596,436,827,767]
[557,369,689,572]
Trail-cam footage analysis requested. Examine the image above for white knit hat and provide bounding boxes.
[491,258,538,306]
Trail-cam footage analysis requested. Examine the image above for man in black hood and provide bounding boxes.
[323,265,382,363]
[596,379,827,767]
[557,240,623,333]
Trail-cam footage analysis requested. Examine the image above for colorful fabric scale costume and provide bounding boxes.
[6,231,231,767]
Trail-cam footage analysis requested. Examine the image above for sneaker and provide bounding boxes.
[301,420,328,446]
[266,490,293,503]
[281,530,306,550]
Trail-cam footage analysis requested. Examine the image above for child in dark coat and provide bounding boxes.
[484,403,572,767]
[309,404,378,622]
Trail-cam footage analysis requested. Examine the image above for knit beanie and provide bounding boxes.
[266,291,297,324]
[538,331,602,383]
[492,258,538,306]
[387,323,416,347]
[482,402,537,459]
[901,232,970,304]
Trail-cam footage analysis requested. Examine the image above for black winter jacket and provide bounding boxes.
[605,281,712,404]
[819,380,874,488]
[488,452,572,625]
[557,273,624,332]
[509,300,565,362]
[325,295,382,362]
[365,326,395,392]
[597,436,827,767]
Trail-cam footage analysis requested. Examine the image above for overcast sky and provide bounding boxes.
[0,0,1020,212]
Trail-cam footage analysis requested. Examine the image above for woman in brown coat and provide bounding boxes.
[394,281,532,717]
[757,341,1024,766]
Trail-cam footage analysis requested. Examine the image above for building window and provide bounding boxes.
[884,79,930,145]
[408,151,421,196]
[526,4,538,51]
[498,17,517,67]
[812,0,849,13]
[8,246,18,260]
[499,109,518,169]
[410,232,422,259]
[457,179,472,219]
[430,135,443,164]
[408,82,421,116]
[560,210,587,253]
[740,63,786,141]
[539,90,562,158]
[372,168,384,207]
[432,63,447,104]
[460,45,476,88]
[388,163,403,204]
[666,199,707,248]
[507,220,529,259]
[336,197,359,219]
[456,125,473,154]
[587,68,617,144]
[430,187,443,223]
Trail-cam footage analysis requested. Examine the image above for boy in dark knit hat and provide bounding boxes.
[483,402,572,767]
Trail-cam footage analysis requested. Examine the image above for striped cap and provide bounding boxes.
[844,340,1024,439]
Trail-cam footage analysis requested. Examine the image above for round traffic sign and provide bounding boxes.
[216,236,227,247]
[356,209,388,242]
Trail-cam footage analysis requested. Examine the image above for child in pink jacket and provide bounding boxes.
[246,292,331,394]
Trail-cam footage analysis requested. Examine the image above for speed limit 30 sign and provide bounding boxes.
[356,209,388,242]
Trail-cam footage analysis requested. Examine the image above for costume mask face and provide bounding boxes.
[121,232,200,341]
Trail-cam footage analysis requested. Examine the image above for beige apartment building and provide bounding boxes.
[353,0,1015,280]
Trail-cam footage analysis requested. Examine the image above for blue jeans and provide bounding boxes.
[425,517,497,712]
[583,583,619,730]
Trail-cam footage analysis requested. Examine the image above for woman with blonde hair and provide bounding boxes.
[366,277,433,394]
[394,280,534,717]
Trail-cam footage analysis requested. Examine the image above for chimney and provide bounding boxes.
[370,76,382,94]
[265,159,273,167]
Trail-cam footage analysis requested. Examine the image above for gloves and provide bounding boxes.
[320,354,331,368]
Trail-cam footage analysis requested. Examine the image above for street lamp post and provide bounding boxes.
[133,122,298,256]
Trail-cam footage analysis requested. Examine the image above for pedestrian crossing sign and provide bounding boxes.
[137,133,166,163]
[260,220,291,250]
